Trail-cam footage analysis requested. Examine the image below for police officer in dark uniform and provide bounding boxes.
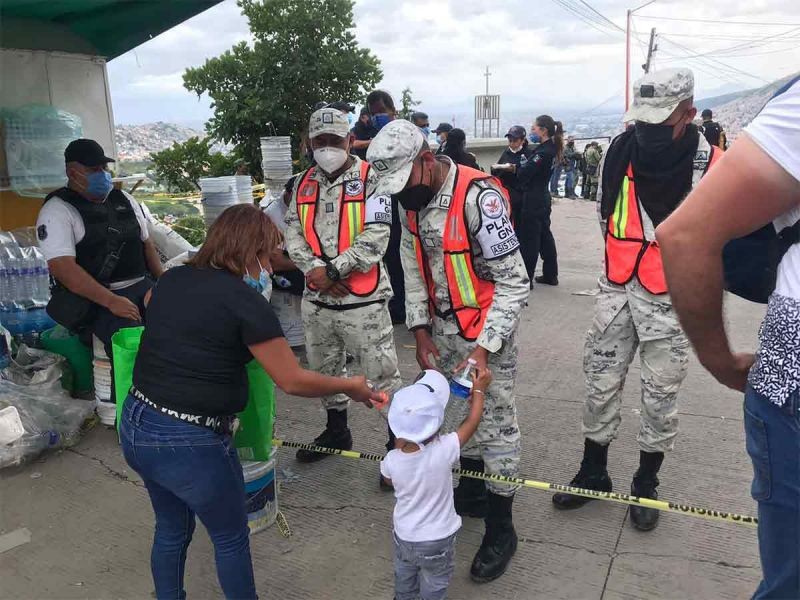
[511,116,561,286]
[492,126,533,226]
[36,139,162,387]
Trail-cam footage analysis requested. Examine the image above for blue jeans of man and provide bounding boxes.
[549,164,562,195]
[119,395,256,600]
[744,386,800,599]
[564,168,576,197]
[393,532,457,600]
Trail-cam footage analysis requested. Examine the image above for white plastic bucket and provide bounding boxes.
[242,457,278,535]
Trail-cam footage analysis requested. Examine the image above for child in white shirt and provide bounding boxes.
[380,367,491,600]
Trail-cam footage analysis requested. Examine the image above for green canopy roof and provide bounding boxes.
[1,0,225,59]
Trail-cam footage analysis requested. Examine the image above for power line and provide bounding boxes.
[548,0,620,38]
[659,31,800,41]
[667,26,800,59]
[659,36,771,84]
[575,0,626,33]
[638,15,800,27]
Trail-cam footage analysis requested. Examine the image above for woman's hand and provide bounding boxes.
[346,375,383,407]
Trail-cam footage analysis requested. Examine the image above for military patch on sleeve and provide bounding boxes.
[37,225,48,241]
[478,190,505,219]
[365,194,392,225]
[475,190,518,259]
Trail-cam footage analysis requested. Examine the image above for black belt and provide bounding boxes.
[131,387,240,435]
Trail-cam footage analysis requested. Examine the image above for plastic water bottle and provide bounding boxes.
[19,255,34,305]
[6,257,21,306]
[450,358,476,399]
[34,258,51,303]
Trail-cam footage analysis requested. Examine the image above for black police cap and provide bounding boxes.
[64,139,115,167]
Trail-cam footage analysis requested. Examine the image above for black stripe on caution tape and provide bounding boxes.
[272,439,757,528]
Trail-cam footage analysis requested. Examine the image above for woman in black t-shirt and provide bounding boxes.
[119,204,382,600]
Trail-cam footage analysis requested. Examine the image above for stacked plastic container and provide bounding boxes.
[242,457,278,534]
[235,175,254,205]
[92,335,115,426]
[200,176,238,229]
[260,136,293,201]
[0,235,55,347]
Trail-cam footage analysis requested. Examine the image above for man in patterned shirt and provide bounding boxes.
[657,76,800,599]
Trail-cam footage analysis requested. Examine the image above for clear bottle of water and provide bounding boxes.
[34,257,51,303]
[7,256,21,306]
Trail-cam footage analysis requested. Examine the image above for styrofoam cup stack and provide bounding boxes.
[235,175,254,205]
[200,177,239,229]
[92,335,115,426]
[260,136,293,188]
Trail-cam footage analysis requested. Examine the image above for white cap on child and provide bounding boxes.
[388,370,451,444]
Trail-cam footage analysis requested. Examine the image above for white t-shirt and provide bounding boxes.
[380,432,462,543]
[36,190,150,290]
[744,77,800,298]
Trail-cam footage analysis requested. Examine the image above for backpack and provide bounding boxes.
[723,223,800,303]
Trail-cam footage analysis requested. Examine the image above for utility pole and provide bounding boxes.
[484,65,492,95]
[643,28,657,73]
[626,1,657,111]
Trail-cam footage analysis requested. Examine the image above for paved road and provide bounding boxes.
[0,199,765,599]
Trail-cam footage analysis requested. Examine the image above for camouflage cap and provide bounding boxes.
[366,120,425,196]
[624,68,694,124]
[308,107,351,139]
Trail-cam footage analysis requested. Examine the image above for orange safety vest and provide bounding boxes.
[296,161,378,297]
[605,146,721,294]
[407,166,507,341]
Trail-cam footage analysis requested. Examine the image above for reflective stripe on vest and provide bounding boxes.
[296,161,379,297]
[605,145,722,294]
[407,165,503,341]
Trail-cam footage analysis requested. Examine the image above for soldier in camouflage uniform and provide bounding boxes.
[584,142,603,202]
[552,68,722,531]
[285,108,402,471]
[368,120,530,583]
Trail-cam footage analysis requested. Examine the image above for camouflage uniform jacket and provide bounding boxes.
[399,158,530,353]
[285,156,394,306]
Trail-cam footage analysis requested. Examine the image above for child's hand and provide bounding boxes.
[471,367,492,394]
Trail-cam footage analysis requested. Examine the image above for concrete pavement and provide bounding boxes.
[0,198,765,599]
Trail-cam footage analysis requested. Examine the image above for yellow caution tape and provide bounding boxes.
[272,439,758,528]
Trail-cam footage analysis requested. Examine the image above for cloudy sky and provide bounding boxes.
[108,0,800,127]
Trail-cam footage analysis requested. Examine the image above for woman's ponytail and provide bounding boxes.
[535,115,564,162]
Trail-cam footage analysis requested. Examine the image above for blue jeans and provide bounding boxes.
[564,168,576,197]
[119,395,256,600]
[745,386,800,599]
[393,532,457,600]
[549,164,562,195]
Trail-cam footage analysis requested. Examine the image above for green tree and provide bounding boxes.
[183,0,382,180]
[398,87,421,120]
[149,137,238,192]
[173,216,207,247]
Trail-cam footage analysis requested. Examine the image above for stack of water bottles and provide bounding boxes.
[0,237,55,365]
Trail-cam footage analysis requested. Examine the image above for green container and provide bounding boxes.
[110,327,275,460]
[111,326,145,428]
[40,326,94,393]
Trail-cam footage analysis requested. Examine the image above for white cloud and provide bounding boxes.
[108,0,800,126]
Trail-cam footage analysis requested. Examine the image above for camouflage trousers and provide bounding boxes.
[434,318,521,496]
[588,175,599,202]
[302,299,402,411]
[582,276,690,453]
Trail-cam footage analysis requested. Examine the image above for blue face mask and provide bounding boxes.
[420,126,431,138]
[85,170,113,198]
[529,133,541,143]
[371,113,391,130]
[436,134,445,145]
[244,258,272,297]
[347,113,355,128]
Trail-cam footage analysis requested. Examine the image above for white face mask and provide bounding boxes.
[314,146,348,174]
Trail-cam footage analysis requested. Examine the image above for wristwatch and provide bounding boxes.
[325,263,341,282]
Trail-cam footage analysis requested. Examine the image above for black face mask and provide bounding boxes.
[394,184,436,212]
[635,122,680,155]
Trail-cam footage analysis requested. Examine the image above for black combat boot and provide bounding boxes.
[552,438,613,509]
[380,425,396,491]
[629,451,664,531]
[454,457,489,518]
[295,408,353,463]
[470,492,518,583]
